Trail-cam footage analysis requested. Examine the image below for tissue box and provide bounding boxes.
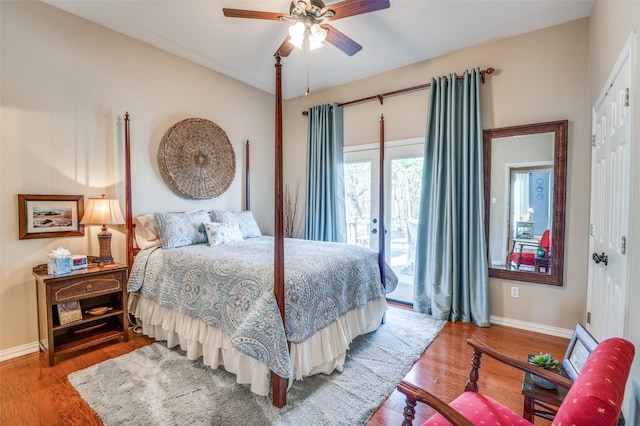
[47,257,71,276]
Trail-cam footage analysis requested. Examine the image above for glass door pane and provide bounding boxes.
[384,146,423,304]
[344,161,372,248]
[386,156,423,303]
[345,140,423,305]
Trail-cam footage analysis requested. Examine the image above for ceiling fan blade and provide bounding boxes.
[222,8,289,21]
[322,24,362,56]
[322,0,390,20]
[274,36,296,57]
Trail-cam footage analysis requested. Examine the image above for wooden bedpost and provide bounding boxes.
[245,140,250,211]
[272,53,287,408]
[378,114,385,287]
[124,112,134,270]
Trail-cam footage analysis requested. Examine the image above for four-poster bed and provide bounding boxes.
[123,55,396,408]
[122,58,495,407]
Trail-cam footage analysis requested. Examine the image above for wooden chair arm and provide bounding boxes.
[397,380,474,426]
[466,339,573,389]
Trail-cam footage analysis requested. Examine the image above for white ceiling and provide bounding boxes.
[43,0,593,99]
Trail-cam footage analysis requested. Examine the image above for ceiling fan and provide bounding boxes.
[223,0,391,57]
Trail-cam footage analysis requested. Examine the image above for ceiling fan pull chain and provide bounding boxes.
[305,36,311,95]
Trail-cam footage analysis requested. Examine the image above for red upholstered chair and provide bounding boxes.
[509,229,551,270]
[397,337,634,426]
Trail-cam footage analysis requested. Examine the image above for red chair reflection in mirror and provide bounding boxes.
[509,229,551,272]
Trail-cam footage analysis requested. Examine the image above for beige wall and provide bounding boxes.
[285,18,591,331]
[0,2,274,354]
[589,0,640,420]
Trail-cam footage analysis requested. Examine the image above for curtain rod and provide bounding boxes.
[302,67,495,115]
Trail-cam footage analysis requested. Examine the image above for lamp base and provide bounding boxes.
[97,228,114,266]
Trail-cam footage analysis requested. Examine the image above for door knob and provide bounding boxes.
[592,252,608,266]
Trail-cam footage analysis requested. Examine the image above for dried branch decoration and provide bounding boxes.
[284,179,301,238]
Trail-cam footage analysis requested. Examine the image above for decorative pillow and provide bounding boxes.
[153,211,210,249]
[203,222,244,246]
[210,210,262,239]
[133,214,162,249]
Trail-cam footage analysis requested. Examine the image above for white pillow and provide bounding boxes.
[133,214,162,249]
[210,210,262,238]
[154,211,210,249]
[203,222,244,246]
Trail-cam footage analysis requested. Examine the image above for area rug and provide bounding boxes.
[68,307,445,426]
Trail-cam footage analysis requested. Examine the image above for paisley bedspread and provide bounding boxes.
[127,236,397,378]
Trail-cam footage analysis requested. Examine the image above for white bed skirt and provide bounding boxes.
[128,294,388,396]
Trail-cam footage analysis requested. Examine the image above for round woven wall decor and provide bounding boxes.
[158,118,236,199]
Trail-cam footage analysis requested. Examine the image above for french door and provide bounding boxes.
[344,139,424,304]
[587,35,634,340]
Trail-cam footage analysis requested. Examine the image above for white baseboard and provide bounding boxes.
[0,341,40,363]
[490,315,574,339]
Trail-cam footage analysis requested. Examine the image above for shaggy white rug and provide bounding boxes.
[68,307,445,425]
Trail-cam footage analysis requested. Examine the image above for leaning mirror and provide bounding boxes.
[483,120,567,286]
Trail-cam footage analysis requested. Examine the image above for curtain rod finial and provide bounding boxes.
[481,67,495,84]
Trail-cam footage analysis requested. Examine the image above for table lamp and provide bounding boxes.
[80,194,125,265]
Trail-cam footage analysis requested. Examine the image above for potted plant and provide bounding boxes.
[528,353,561,389]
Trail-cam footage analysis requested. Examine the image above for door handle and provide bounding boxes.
[371,229,387,235]
[592,252,608,266]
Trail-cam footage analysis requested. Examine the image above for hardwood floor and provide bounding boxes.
[367,318,568,425]
[0,311,568,425]
[0,335,154,426]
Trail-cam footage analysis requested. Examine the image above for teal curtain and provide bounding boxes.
[305,103,347,242]
[413,69,489,326]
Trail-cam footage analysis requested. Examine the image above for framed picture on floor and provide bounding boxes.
[562,323,599,381]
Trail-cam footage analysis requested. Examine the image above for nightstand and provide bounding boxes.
[33,263,129,366]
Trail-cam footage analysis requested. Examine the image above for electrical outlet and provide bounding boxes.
[510,286,519,298]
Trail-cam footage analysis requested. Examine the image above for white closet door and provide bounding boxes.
[587,35,634,341]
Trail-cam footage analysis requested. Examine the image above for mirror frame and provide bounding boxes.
[483,120,568,286]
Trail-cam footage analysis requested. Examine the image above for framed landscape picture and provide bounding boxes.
[18,194,84,239]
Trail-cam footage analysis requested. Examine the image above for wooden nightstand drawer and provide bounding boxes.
[53,273,122,302]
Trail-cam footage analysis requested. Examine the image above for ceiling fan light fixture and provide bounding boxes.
[289,35,304,49]
[289,21,305,38]
[309,36,323,50]
[288,21,305,48]
[310,23,327,43]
